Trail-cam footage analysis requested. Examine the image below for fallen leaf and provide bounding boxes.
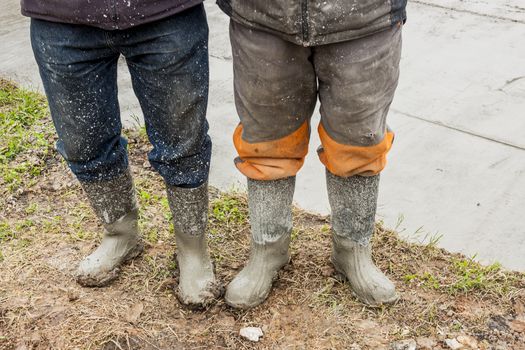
[514,299,525,316]
[457,334,478,348]
[508,319,525,333]
[15,343,28,350]
[355,319,379,331]
[125,303,144,324]
[416,337,437,349]
[6,296,30,310]
[67,289,80,302]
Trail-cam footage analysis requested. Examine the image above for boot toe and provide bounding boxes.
[177,278,222,308]
[76,242,142,287]
[360,284,398,306]
[225,279,253,309]
[225,287,261,310]
[76,260,119,287]
[332,254,399,306]
[352,274,399,306]
[225,271,273,309]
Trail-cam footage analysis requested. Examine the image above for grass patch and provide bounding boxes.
[210,194,247,225]
[403,272,441,290]
[402,255,515,297]
[448,258,506,294]
[0,79,54,194]
[0,221,15,241]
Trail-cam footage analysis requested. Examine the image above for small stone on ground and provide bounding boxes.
[416,337,437,349]
[390,339,416,350]
[239,327,263,342]
[445,338,463,349]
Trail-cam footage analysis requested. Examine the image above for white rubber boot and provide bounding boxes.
[167,182,222,308]
[76,170,143,287]
[327,170,398,306]
[225,177,295,309]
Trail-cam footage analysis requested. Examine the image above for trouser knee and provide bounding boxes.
[233,121,310,181]
[317,124,394,177]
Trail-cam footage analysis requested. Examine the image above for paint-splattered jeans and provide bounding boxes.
[30,4,211,187]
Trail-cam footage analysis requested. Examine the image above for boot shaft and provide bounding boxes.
[247,176,295,244]
[166,182,221,307]
[80,170,138,227]
[326,170,379,246]
[166,182,208,237]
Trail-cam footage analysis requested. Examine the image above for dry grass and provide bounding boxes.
[1,80,524,350]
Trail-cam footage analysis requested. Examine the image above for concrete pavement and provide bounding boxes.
[1,0,524,270]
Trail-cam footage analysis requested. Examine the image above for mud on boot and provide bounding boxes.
[225,176,295,309]
[225,234,290,309]
[331,234,398,305]
[326,170,398,306]
[167,182,222,308]
[76,170,143,287]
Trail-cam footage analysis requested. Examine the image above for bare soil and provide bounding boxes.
[1,81,524,350]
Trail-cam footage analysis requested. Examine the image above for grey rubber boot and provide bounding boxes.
[76,170,143,287]
[167,182,221,308]
[225,176,295,309]
[326,170,398,306]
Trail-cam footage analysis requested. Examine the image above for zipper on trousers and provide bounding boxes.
[301,0,310,46]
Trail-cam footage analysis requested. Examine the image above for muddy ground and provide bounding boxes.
[1,80,524,349]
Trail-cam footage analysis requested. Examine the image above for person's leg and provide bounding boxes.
[119,5,211,189]
[224,21,317,309]
[118,5,219,307]
[30,19,142,287]
[314,25,402,305]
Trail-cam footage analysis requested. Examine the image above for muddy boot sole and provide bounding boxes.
[176,280,224,310]
[76,241,144,288]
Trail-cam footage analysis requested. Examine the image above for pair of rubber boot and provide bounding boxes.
[225,170,398,309]
[76,170,220,308]
[76,168,396,308]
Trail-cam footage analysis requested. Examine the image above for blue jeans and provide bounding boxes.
[30,4,211,187]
